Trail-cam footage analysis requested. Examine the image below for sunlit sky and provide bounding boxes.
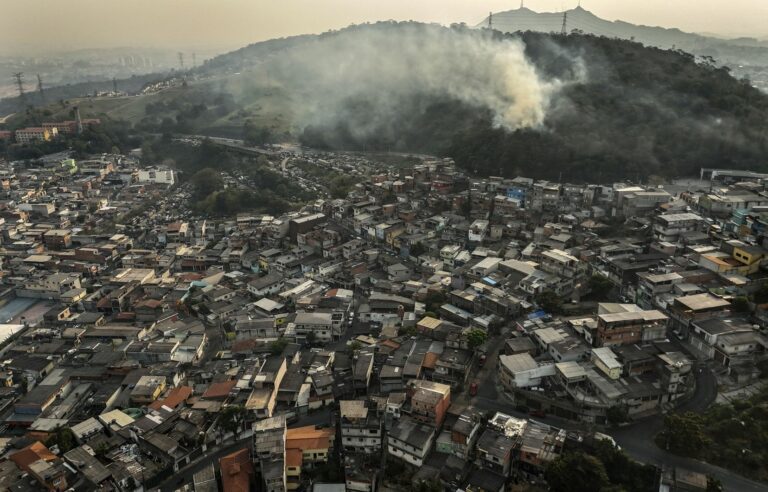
[3,0,768,55]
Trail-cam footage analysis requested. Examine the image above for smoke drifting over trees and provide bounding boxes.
[269,23,565,139]
[246,22,768,182]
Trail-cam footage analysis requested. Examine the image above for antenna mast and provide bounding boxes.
[12,72,25,103]
[36,74,45,105]
[113,77,118,94]
[488,12,493,29]
[192,52,197,68]
[561,12,568,35]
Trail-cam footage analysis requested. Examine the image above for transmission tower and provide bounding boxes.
[36,74,46,105]
[177,52,184,70]
[561,12,568,35]
[488,12,492,29]
[12,72,25,102]
[192,52,197,67]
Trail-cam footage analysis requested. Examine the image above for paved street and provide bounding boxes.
[611,366,767,492]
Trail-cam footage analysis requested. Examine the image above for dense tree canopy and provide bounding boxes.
[300,27,768,182]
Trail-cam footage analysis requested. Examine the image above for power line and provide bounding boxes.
[36,74,45,105]
[12,72,25,102]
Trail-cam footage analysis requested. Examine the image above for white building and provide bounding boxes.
[468,220,489,243]
[499,353,556,389]
[387,417,435,467]
[137,167,177,185]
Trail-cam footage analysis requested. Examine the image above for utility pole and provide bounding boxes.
[561,12,568,35]
[12,72,25,103]
[36,74,45,105]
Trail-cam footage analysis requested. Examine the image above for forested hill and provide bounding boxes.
[299,27,768,182]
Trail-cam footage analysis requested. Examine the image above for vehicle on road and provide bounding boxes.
[469,381,478,396]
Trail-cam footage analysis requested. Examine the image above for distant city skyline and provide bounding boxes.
[2,0,767,55]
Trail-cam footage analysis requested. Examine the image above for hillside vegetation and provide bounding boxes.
[300,25,768,181]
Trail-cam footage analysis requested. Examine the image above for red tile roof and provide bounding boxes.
[148,386,192,411]
[202,380,236,400]
[10,441,56,471]
[219,448,253,492]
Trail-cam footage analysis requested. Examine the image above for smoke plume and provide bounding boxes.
[266,23,561,138]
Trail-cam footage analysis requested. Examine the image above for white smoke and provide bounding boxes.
[267,23,561,135]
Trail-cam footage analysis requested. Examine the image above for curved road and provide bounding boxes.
[611,366,766,492]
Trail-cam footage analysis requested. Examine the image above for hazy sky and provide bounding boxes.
[3,0,768,55]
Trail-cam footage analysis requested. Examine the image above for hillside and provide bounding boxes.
[290,24,768,182]
[8,22,768,183]
[478,6,768,91]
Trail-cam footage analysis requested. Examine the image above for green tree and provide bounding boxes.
[606,405,629,425]
[591,439,657,492]
[753,282,768,304]
[268,338,289,355]
[424,291,446,314]
[348,341,363,356]
[190,167,224,200]
[588,274,614,300]
[305,331,317,345]
[732,296,750,313]
[243,120,274,146]
[219,405,246,436]
[659,412,711,458]
[536,291,564,314]
[545,452,610,492]
[45,426,77,453]
[409,241,427,258]
[466,328,488,349]
[707,476,724,492]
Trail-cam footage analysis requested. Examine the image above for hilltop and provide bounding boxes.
[478,6,768,90]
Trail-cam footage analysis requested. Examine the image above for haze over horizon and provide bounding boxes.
[2,0,768,56]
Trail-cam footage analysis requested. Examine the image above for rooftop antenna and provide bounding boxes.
[561,11,568,35]
[12,72,25,103]
[36,74,46,105]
